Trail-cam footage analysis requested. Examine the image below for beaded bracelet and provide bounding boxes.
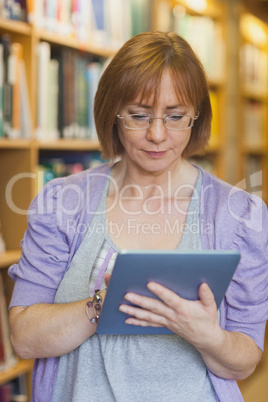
[85,289,103,324]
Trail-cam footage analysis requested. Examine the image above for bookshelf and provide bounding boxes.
[0,1,152,397]
[238,11,268,203]
[0,5,118,399]
[0,0,267,400]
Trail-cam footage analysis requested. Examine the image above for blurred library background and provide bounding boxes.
[0,0,267,400]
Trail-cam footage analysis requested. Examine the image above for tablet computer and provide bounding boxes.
[97,250,241,335]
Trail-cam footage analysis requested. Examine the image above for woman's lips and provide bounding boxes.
[144,151,167,158]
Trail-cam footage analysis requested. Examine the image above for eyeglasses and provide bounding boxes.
[116,112,199,131]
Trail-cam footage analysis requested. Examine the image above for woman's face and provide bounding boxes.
[117,70,195,176]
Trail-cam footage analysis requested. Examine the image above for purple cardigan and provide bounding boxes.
[9,164,268,402]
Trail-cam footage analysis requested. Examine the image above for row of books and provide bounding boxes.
[0,0,27,22]
[243,100,266,149]
[154,3,225,83]
[36,42,105,142]
[36,152,104,192]
[240,43,268,97]
[0,34,32,139]
[174,14,225,83]
[1,0,151,49]
[0,375,28,402]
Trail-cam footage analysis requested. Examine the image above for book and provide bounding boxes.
[240,43,268,96]
[57,48,75,139]
[104,0,131,49]
[0,0,27,21]
[36,41,51,141]
[46,58,60,141]
[173,14,225,82]
[130,0,151,37]
[26,0,35,24]
[87,61,103,140]
[91,0,107,45]
[56,0,73,37]
[1,34,13,139]
[154,0,172,32]
[35,151,104,191]
[10,42,23,139]
[74,55,89,139]
[19,58,32,139]
[0,384,11,402]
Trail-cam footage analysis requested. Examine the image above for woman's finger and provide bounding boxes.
[198,283,216,307]
[119,302,168,327]
[147,282,183,310]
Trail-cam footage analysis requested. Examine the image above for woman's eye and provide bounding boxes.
[168,115,183,121]
[132,114,149,120]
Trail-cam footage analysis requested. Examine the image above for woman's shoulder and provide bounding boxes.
[200,167,265,211]
[199,167,267,238]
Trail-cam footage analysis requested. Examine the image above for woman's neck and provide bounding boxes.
[110,158,198,199]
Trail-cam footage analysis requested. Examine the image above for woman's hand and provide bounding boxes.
[119,282,262,380]
[119,281,219,349]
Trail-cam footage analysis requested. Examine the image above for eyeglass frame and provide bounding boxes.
[116,112,200,131]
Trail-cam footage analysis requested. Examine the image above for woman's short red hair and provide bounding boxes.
[94,31,212,160]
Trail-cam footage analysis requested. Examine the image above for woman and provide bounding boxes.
[8,31,268,401]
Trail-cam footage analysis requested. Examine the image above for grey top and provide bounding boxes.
[52,170,216,402]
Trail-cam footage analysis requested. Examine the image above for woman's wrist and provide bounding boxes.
[85,289,106,325]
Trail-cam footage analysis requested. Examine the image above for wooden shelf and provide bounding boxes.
[0,139,32,149]
[242,87,268,102]
[242,145,267,156]
[35,28,116,57]
[0,18,31,35]
[0,359,34,386]
[0,250,21,269]
[36,139,101,151]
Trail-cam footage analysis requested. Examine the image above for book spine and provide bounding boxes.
[10,42,23,139]
[87,61,102,140]
[19,59,32,139]
[26,0,34,23]
[47,58,59,140]
[1,34,13,139]
[36,41,51,141]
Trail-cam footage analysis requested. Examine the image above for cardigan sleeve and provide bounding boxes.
[224,195,268,350]
[8,164,111,308]
[8,177,71,307]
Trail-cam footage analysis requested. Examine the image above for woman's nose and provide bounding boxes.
[146,118,167,143]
